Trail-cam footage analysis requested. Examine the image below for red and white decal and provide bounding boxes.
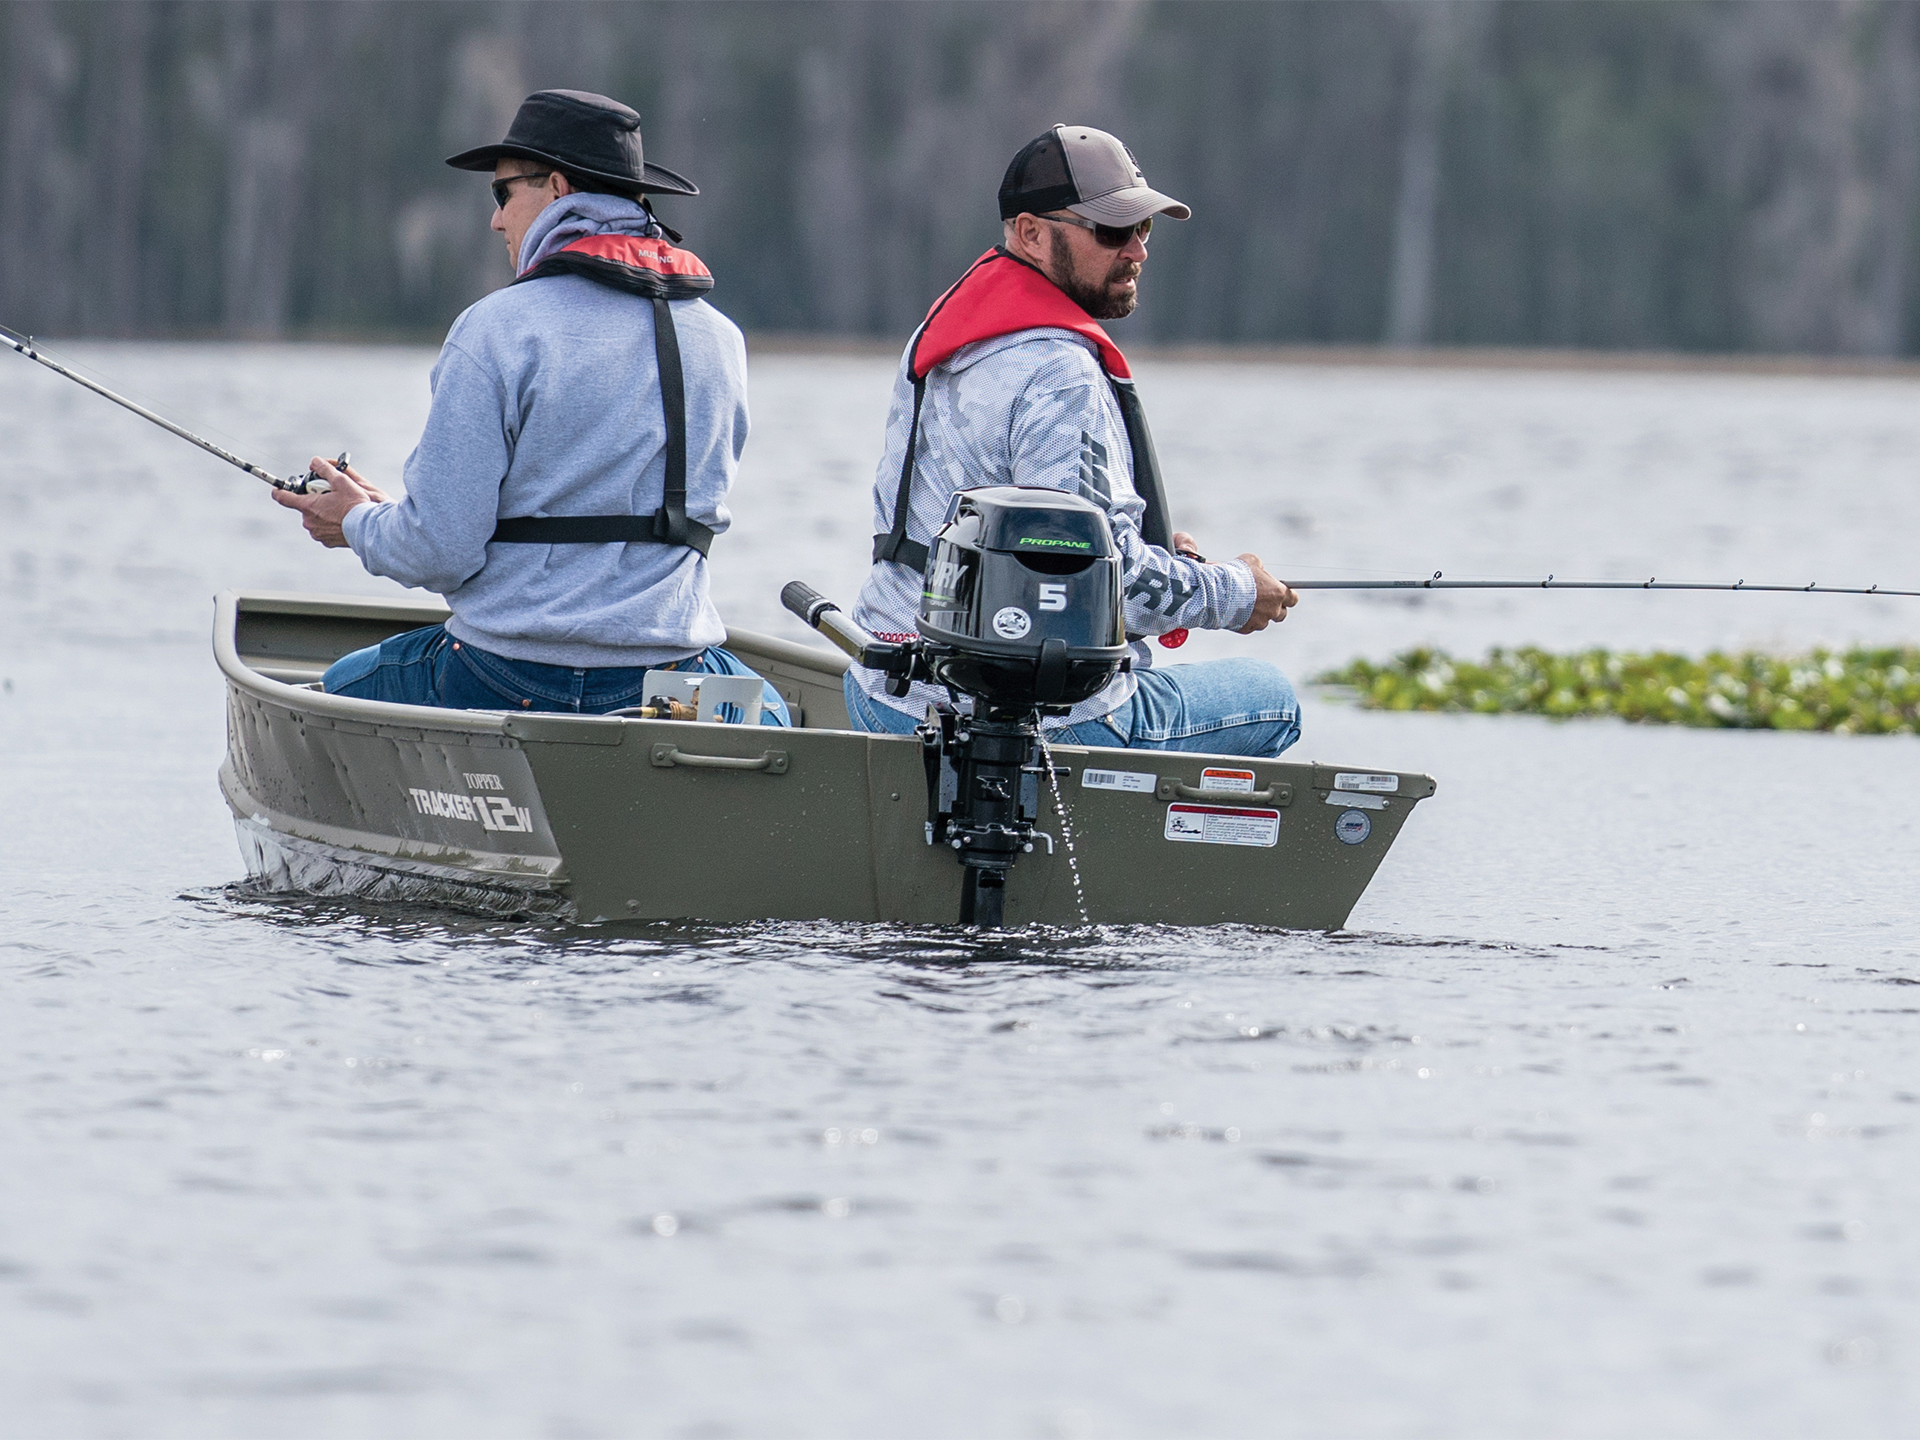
[1200,767,1257,794]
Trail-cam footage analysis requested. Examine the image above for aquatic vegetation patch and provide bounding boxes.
[1317,646,1920,733]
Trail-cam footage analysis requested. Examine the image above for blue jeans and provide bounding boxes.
[842,658,1300,757]
[323,625,791,725]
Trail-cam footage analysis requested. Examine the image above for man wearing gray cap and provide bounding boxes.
[275,89,786,721]
[847,124,1300,754]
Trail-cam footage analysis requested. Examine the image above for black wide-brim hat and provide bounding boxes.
[446,89,698,197]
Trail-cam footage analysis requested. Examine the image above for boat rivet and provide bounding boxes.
[890,792,900,801]
[625,899,641,912]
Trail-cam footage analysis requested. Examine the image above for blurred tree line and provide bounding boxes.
[4,0,1920,355]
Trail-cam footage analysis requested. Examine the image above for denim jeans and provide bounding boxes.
[842,657,1300,757]
[323,625,792,725]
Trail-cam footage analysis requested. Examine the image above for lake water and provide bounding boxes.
[3,343,1918,1437]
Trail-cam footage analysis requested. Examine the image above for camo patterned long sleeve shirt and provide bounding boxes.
[849,327,1258,728]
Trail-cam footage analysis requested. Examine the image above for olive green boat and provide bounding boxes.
[215,589,1436,926]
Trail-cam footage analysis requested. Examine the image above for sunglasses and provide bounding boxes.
[491,172,553,209]
[1042,213,1152,249]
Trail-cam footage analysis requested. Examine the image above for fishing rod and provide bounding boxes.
[1157,568,1919,646]
[1285,572,1920,599]
[2,325,334,494]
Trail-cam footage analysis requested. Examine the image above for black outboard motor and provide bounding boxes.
[784,486,1132,927]
[919,487,1129,716]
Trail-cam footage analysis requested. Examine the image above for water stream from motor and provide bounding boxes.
[1036,736,1090,926]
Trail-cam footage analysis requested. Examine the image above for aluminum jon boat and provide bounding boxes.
[215,589,1436,926]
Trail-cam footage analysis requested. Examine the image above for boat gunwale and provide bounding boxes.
[213,589,855,738]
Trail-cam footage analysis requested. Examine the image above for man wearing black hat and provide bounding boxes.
[846,124,1300,755]
[275,90,786,721]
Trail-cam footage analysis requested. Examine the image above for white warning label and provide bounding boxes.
[1334,772,1399,793]
[1164,803,1280,848]
[1081,767,1158,794]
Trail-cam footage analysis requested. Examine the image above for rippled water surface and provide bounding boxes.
[4,344,1919,1437]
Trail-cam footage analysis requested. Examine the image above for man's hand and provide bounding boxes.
[1234,552,1299,634]
[270,455,393,548]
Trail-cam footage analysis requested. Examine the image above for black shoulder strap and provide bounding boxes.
[870,371,929,573]
[491,285,714,556]
[649,295,699,550]
[1108,376,1173,551]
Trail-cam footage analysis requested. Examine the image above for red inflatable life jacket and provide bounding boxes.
[518,232,715,299]
[911,247,1131,380]
[872,247,1174,577]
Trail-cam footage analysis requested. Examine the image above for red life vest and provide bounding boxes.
[518,232,715,298]
[911,247,1131,380]
[492,232,717,555]
[873,246,1175,576]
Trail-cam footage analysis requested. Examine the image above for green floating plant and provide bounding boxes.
[1316,646,1920,734]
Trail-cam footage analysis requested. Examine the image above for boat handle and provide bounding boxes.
[1160,779,1288,805]
[651,743,789,775]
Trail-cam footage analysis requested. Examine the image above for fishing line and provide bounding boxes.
[7,330,264,458]
[1159,566,1918,646]
[1,323,334,494]
[1286,572,1920,598]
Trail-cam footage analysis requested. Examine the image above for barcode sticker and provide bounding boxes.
[1334,772,1398,793]
[1080,768,1157,794]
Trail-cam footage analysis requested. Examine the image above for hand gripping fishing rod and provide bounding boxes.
[2,325,336,494]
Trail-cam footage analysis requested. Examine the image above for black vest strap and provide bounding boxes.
[869,370,1173,574]
[1107,378,1172,551]
[493,277,715,557]
[870,370,930,572]
[647,295,702,551]
[490,514,712,556]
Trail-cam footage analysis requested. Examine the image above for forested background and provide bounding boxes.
[5,0,1920,355]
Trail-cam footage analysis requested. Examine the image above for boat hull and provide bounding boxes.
[216,591,1435,927]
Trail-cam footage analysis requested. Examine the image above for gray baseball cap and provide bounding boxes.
[998,124,1191,225]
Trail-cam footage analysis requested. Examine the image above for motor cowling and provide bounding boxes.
[917,486,1130,715]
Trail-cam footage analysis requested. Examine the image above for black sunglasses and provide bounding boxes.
[1043,213,1152,249]
[491,172,553,209]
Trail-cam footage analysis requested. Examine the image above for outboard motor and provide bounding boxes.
[784,486,1132,926]
[918,488,1128,716]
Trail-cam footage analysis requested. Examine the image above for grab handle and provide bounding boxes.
[650,743,789,774]
[1160,779,1287,805]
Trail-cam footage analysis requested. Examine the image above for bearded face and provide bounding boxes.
[1046,226,1141,320]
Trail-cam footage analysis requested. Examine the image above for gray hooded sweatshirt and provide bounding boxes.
[342,194,749,668]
